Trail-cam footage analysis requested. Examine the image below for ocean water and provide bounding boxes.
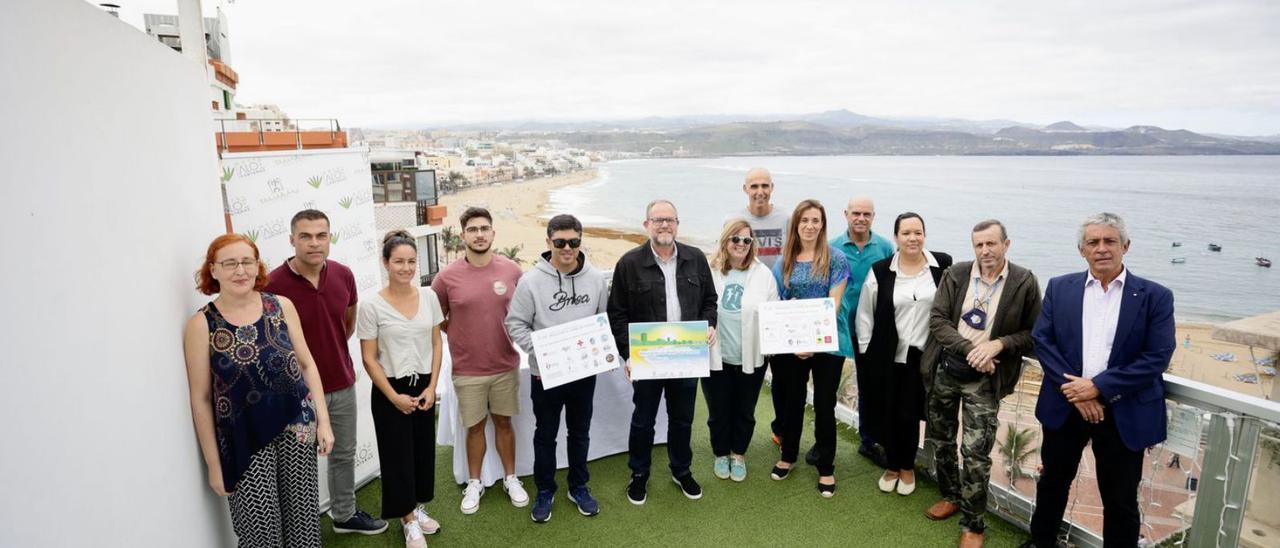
[548,155,1280,322]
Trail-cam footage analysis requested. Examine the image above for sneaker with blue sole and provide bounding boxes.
[530,490,554,523]
[567,485,600,516]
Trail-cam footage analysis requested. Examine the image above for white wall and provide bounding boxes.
[1,1,234,546]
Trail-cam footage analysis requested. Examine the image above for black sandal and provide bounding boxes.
[817,482,836,498]
[770,465,792,480]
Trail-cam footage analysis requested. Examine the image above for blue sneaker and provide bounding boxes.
[730,455,747,482]
[713,456,731,480]
[567,485,600,516]
[530,490,554,523]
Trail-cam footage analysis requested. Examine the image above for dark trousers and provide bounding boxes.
[369,375,436,520]
[1030,412,1144,548]
[530,374,596,494]
[777,352,844,476]
[701,363,767,456]
[884,349,926,471]
[767,357,785,437]
[628,377,697,477]
[851,315,876,448]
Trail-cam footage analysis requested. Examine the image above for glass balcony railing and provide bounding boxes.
[830,357,1280,547]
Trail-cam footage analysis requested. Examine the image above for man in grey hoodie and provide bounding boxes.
[504,214,611,524]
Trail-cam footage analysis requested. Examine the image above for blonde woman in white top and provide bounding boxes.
[704,219,780,482]
[357,230,444,548]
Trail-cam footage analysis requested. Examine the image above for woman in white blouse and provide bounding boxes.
[357,230,444,548]
[704,219,780,482]
[855,213,952,496]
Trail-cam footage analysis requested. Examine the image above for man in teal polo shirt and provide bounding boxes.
[826,196,894,467]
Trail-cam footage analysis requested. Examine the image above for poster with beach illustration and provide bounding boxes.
[531,313,621,389]
[627,321,711,380]
[758,298,839,355]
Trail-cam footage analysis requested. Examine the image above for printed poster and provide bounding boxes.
[627,321,711,380]
[531,313,621,389]
[758,298,839,355]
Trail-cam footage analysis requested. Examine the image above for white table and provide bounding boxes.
[437,340,669,487]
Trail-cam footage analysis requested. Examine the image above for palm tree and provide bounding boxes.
[496,244,524,264]
[440,226,465,263]
[998,425,1039,491]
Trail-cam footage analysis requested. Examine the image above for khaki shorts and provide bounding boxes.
[452,369,520,428]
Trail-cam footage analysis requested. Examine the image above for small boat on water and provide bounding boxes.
[1208,243,1222,252]
[1259,257,1273,268]
[1172,241,1182,247]
[1171,257,1187,264]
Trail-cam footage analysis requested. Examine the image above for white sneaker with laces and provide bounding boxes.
[403,520,427,548]
[414,506,440,535]
[460,479,484,515]
[503,474,530,507]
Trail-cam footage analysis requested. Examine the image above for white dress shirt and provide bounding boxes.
[856,251,940,362]
[1081,267,1127,379]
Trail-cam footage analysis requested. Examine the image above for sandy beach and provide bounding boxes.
[438,169,647,270]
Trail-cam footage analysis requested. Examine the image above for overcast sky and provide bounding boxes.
[109,0,1280,135]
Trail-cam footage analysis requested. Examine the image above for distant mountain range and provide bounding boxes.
[404,110,1280,155]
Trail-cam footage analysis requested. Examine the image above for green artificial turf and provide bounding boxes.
[321,387,1030,547]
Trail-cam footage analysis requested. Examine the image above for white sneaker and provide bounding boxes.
[460,479,484,515]
[402,520,427,548]
[414,506,440,535]
[503,475,530,507]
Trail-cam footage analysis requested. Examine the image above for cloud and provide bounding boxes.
[109,0,1280,134]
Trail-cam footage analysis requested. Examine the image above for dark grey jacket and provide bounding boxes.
[922,260,1042,398]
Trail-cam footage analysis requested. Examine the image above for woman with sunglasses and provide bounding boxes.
[769,200,851,498]
[856,212,952,496]
[703,219,780,482]
[183,234,334,546]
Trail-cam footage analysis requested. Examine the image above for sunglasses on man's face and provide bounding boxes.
[551,238,582,249]
[729,236,754,245]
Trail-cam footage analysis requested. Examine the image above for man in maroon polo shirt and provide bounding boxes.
[266,209,387,535]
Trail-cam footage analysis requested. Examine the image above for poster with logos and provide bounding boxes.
[758,298,839,355]
[220,147,381,508]
[531,313,621,389]
[1165,406,1202,458]
[627,321,711,380]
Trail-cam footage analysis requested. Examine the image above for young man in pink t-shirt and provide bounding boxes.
[431,207,528,515]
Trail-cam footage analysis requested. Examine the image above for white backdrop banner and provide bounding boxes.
[220,147,382,509]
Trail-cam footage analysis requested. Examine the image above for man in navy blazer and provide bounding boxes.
[1021,213,1175,548]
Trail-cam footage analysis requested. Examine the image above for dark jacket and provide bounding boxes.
[1033,270,1175,451]
[607,240,718,360]
[922,260,1043,399]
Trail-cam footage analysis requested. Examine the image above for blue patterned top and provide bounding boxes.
[203,292,316,492]
[773,247,854,356]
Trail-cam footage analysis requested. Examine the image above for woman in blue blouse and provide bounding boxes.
[769,199,851,498]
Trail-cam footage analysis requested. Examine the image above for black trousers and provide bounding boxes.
[882,348,926,471]
[370,375,436,519]
[628,377,697,477]
[1030,412,1144,548]
[700,363,767,457]
[767,356,786,437]
[530,374,596,494]
[777,352,844,476]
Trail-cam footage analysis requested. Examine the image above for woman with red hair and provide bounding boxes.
[183,234,334,547]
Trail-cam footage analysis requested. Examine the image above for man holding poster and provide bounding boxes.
[608,199,718,505]
[504,214,611,523]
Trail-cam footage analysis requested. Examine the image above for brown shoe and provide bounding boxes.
[925,500,960,520]
[959,530,984,548]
